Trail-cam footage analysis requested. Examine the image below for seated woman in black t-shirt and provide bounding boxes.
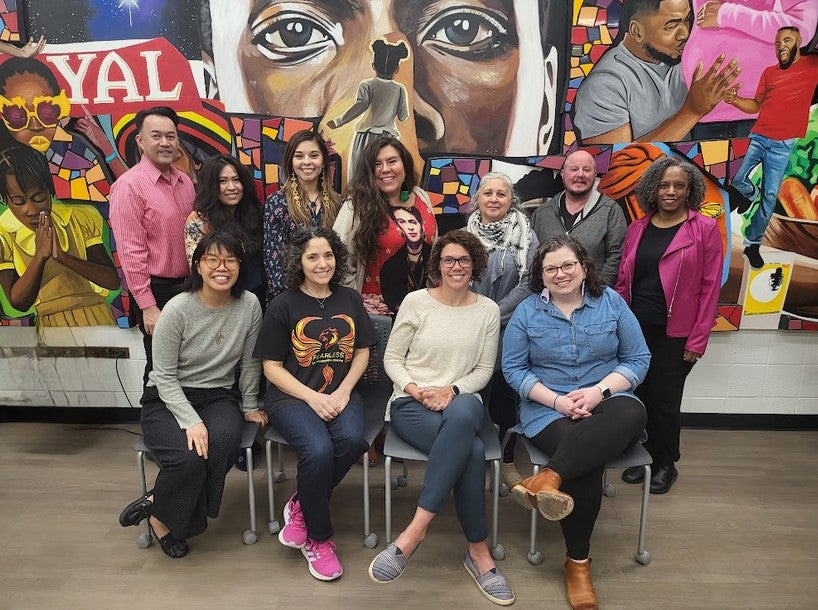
[253,226,375,582]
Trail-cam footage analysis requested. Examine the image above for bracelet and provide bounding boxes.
[105,151,118,163]
[553,394,561,409]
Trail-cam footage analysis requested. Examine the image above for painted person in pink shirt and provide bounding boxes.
[109,106,196,386]
[682,0,817,139]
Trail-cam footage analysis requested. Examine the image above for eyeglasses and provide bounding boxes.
[441,256,473,269]
[542,260,579,277]
[0,91,71,132]
[200,255,240,270]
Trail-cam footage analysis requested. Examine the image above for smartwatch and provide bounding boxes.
[596,384,611,400]
[451,385,460,397]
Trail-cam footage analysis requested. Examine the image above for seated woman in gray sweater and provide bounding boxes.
[368,231,514,606]
[118,231,264,558]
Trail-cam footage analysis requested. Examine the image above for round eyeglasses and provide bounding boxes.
[542,260,579,277]
[200,255,240,270]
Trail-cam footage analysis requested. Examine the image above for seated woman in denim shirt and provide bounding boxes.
[502,235,650,610]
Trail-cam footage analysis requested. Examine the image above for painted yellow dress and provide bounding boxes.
[0,202,117,326]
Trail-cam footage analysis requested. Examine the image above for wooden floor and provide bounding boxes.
[1,423,816,609]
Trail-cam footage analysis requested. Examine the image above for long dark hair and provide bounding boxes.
[346,135,417,266]
[285,226,349,291]
[183,231,246,298]
[281,130,340,227]
[529,235,604,298]
[194,155,262,255]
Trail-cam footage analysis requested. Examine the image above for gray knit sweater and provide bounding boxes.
[148,290,262,429]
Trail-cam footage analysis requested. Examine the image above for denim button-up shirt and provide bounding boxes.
[502,286,650,438]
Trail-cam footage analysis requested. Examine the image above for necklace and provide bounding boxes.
[302,285,331,310]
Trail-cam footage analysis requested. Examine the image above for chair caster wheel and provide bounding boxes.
[636,550,651,565]
[273,472,286,483]
[528,551,543,565]
[243,530,259,545]
[137,532,152,549]
[491,544,505,561]
[603,483,616,497]
[364,533,378,548]
[268,521,280,535]
[499,483,509,497]
[396,475,408,487]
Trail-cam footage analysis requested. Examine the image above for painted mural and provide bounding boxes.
[0,0,816,332]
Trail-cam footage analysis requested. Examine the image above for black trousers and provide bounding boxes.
[529,396,646,560]
[481,369,519,463]
[636,324,695,466]
[139,276,186,387]
[140,387,243,540]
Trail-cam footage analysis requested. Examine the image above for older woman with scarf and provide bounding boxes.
[466,172,538,490]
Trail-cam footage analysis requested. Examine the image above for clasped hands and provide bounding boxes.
[307,388,351,421]
[554,386,604,420]
[407,384,453,412]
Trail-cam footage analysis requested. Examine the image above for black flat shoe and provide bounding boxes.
[119,489,154,527]
[153,527,189,558]
[621,466,644,484]
[649,464,678,494]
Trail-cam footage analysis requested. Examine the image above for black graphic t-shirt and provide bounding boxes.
[253,286,376,412]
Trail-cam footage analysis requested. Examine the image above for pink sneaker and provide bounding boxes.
[302,538,343,581]
[278,493,307,548]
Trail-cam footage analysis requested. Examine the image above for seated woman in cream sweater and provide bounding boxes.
[368,230,514,606]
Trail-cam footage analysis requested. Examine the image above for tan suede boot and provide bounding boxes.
[564,558,599,610]
[500,463,523,490]
[510,468,574,520]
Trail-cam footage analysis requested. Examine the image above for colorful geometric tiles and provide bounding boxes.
[424,157,492,215]
[0,1,22,43]
[47,128,112,203]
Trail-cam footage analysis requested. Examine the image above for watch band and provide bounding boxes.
[596,384,611,399]
[451,385,460,396]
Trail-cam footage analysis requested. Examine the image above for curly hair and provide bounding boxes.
[281,130,340,227]
[635,156,705,215]
[345,135,416,267]
[285,226,349,291]
[427,230,488,283]
[529,235,604,298]
[468,171,521,216]
[194,155,262,255]
[183,230,247,298]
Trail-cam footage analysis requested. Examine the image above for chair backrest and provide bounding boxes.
[360,313,392,385]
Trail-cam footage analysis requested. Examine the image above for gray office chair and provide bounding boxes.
[516,436,652,565]
[382,412,506,560]
[264,314,392,548]
[133,420,261,547]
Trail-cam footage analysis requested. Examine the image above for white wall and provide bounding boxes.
[1,326,817,415]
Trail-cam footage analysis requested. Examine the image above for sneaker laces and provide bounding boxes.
[290,500,306,528]
[306,539,336,558]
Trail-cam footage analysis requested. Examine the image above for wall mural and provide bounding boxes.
[0,0,816,332]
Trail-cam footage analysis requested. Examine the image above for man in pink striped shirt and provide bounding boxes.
[109,106,195,385]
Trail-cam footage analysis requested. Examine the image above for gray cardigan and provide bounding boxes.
[529,185,626,286]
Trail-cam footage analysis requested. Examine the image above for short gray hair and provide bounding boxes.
[469,171,522,213]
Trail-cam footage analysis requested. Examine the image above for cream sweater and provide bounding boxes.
[383,289,500,420]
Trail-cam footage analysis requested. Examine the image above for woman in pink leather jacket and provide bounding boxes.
[614,156,722,494]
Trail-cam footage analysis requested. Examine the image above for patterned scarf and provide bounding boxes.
[466,207,530,280]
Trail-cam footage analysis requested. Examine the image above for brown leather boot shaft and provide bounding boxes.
[564,558,599,610]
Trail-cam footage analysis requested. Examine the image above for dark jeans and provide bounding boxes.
[529,396,646,560]
[481,369,518,463]
[636,323,695,466]
[267,394,367,541]
[140,387,243,540]
[140,276,186,387]
[390,393,488,543]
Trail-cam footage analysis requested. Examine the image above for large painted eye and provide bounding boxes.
[250,10,341,64]
[418,6,516,60]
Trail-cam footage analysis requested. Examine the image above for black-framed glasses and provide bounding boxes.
[201,254,240,270]
[542,260,579,277]
[441,256,473,269]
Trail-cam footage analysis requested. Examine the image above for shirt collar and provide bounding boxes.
[138,155,183,186]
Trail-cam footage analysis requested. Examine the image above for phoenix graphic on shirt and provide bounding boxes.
[292,314,356,391]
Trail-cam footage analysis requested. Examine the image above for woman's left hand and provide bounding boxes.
[683,350,702,364]
[418,386,453,411]
[565,387,603,418]
[244,410,268,426]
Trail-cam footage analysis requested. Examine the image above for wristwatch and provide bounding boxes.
[451,385,460,397]
[596,384,611,400]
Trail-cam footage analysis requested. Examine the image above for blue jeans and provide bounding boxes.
[390,394,488,543]
[732,133,796,245]
[268,394,367,541]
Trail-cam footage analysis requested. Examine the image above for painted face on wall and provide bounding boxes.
[774,29,800,69]
[0,72,68,153]
[212,0,557,158]
[636,0,692,66]
[3,172,52,230]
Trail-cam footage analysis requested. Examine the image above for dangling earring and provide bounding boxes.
[581,280,586,298]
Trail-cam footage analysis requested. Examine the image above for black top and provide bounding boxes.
[559,194,582,230]
[254,286,376,412]
[630,220,683,326]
